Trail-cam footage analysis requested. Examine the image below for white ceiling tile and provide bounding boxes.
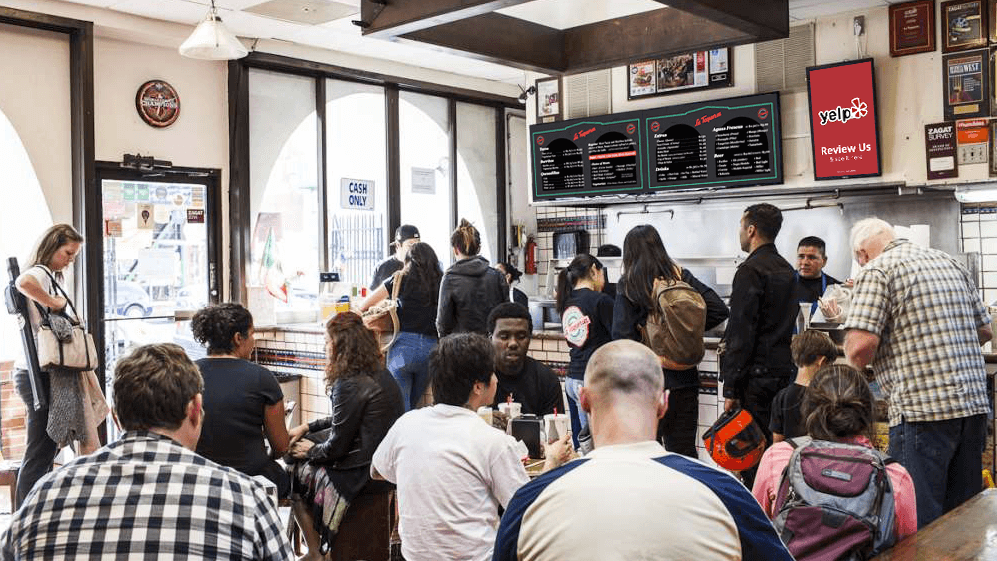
[497,0,664,30]
[107,0,215,24]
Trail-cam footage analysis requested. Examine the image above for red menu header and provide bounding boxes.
[806,59,882,180]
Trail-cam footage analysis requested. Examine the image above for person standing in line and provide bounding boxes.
[360,242,443,410]
[496,261,529,308]
[370,224,420,290]
[720,204,798,488]
[190,302,290,498]
[12,223,90,505]
[768,329,838,443]
[613,225,728,458]
[556,253,614,448]
[845,217,992,528]
[436,219,508,337]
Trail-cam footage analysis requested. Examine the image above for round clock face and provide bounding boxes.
[136,80,180,128]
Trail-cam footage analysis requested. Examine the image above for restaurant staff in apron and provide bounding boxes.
[794,236,840,317]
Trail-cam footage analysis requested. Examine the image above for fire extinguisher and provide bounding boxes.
[524,236,537,274]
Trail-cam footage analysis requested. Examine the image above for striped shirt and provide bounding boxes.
[0,431,293,561]
[846,239,990,426]
[493,441,792,561]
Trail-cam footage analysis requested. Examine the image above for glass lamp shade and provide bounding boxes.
[179,13,248,60]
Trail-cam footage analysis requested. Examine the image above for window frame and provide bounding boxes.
[228,52,516,303]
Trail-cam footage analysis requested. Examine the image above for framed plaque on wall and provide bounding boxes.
[943,48,990,119]
[536,77,561,123]
[942,0,987,52]
[890,0,936,56]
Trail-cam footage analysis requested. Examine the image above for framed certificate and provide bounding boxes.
[943,49,990,119]
[942,0,987,52]
[890,0,936,56]
[535,77,561,124]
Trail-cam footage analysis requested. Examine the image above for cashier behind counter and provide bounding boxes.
[794,236,841,314]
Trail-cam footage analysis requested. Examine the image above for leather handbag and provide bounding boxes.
[34,267,99,372]
[362,270,403,351]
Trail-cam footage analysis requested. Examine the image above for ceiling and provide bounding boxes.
[57,0,891,84]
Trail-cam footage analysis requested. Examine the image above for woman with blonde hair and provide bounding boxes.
[436,218,508,337]
[285,312,404,559]
[13,224,98,504]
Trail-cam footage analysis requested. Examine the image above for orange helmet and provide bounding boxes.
[702,406,767,472]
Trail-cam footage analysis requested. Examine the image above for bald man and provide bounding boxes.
[492,340,792,561]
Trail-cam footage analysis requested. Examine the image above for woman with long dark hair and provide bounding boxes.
[191,302,290,497]
[556,253,613,447]
[752,364,917,540]
[360,242,443,410]
[13,224,93,504]
[612,224,728,457]
[286,312,404,559]
[496,261,528,307]
[436,218,508,337]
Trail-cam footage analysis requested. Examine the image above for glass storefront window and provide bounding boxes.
[456,102,499,262]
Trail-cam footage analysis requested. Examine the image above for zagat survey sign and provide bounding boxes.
[806,58,882,180]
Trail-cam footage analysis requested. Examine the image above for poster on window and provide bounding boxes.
[943,49,990,119]
[806,58,882,180]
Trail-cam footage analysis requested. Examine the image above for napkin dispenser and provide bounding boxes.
[510,415,544,459]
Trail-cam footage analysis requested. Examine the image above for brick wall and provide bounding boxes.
[0,361,26,460]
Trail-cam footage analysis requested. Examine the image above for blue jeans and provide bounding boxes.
[889,414,987,528]
[564,378,586,449]
[387,332,436,411]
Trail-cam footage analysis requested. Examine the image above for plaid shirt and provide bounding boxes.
[0,431,293,561]
[846,239,990,426]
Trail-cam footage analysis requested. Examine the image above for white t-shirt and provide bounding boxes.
[371,403,530,561]
[13,265,60,370]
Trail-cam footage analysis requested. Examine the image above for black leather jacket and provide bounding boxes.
[436,256,508,337]
[720,243,798,398]
[306,369,404,471]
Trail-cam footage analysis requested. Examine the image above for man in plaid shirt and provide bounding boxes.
[0,343,293,560]
[845,218,992,529]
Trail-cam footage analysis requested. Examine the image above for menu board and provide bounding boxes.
[533,118,644,198]
[531,92,782,200]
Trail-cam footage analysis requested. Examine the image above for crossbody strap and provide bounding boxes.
[33,265,81,324]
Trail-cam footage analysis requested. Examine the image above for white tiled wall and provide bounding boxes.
[961,204,996,304]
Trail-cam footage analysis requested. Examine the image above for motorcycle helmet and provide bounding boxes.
[701,406,766,472]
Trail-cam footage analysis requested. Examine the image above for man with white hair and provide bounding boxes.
[845,217,992,528]
[492,340,792,561]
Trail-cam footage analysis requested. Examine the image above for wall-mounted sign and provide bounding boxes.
[925,122,959,179]
[943,49,990,119]
[135,80,180,128]
[536,77,561,123]
[186,209,205,223]
[957,118,990,143]
[340,178,374,210]
[627,48,733,100]
[941,0,987,52]
[806,58,882,180]
[889,0,936,57]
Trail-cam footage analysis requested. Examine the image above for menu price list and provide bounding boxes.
[714,119,772,177]
[654,125,709,182]
[533,119,643,197]
[589,134,639,187]
[537,139,585,191]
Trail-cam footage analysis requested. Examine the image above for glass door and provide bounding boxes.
[94,162,222,431]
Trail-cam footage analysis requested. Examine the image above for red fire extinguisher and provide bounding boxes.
[525,236,537,274]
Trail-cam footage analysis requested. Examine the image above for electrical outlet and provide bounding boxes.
[959,143,989,165]
[853,15,865,36]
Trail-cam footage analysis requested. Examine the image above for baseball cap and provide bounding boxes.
[393,224,420,246]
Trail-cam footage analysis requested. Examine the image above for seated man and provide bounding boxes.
[371,333,569,561]
[0,343,292,560]
[487,303,564,417]
[493,340,793,561]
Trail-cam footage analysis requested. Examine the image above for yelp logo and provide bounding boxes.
[818,97,868,126]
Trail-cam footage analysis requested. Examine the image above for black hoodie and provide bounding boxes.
[436,256,508,337]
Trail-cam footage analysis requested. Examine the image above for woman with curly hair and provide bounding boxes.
[191,302,290,497]
[286,312,405,559]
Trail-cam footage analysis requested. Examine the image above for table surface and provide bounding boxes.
[871,488,997,560]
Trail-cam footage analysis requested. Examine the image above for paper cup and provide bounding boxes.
[477,406,493,425]
[544,413,570,443]
[498,402,522,419]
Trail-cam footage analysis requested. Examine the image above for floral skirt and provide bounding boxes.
[290,461,351,553]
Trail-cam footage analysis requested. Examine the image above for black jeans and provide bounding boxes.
[13,369,58,506]
[657,386,699,458]
[740,375,792,489]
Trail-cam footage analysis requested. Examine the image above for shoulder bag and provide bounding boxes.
[362,270,403,351]
[34,266,99,372]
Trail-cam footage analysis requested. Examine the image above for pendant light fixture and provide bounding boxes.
[179,0,248,60]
